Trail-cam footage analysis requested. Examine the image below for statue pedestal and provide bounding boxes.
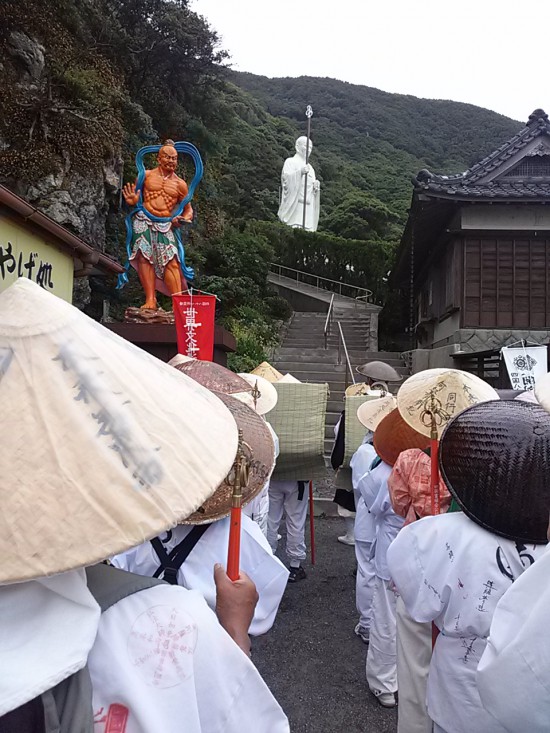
[123,307,175,324]
[105,322,236,367]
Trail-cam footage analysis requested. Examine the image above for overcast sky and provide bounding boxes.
[192,0,549,123]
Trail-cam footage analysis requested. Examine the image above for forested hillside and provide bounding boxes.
[232,72,520,224]
[0,0,522,361]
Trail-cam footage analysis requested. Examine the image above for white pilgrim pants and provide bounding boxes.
[396,596,433,733]
[243,483,270,538]
[355,540,376,630]
[267,480,308,567]
[366,575,398,694]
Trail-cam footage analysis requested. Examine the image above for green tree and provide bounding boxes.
[325,191,400,240]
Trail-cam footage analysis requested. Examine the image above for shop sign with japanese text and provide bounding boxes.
[0,218,74,301]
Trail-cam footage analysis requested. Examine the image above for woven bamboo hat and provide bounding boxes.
[169,355,252,396]
[250,361,283,383]
[373,408,431,466]
[439,400,550,543]
[357,360,403,382]
[0,278,239,583]
[357,395,397,431]
[397,368,498,439]
[238,373,278,415]
[183,393,275,524]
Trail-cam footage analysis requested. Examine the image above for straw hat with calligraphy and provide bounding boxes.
[182,393,275,524]
[0,278,239,584]
[238,373,278,415]
[439,400,550,543]
[357,395,397,432]
[397,368,499,439]
[250,361,283,383]
[169,354,252,396]
[345,382,383,397]
[373,408,431,466]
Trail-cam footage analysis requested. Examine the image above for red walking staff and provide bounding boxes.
[308,480,316,566]
[227,434,250,581]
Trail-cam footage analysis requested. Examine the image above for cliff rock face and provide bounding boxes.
[2,30,123,308]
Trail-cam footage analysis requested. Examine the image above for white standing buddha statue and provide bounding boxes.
[277,136,320,232]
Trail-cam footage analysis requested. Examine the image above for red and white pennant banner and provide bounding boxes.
[172,293,216,362]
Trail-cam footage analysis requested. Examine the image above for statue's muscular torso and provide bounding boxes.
[142,168,192,219]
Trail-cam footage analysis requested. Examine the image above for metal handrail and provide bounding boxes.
[337,321,356,390]
[324,293,335,350]
[269,263,373,302]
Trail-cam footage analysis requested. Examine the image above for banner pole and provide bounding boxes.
[308,479,316,565]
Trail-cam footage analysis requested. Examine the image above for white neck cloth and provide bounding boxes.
[0,568,101,716]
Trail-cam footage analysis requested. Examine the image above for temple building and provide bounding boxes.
[393,109,550,374]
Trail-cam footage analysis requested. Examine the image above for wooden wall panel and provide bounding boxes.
[463,237,550,329]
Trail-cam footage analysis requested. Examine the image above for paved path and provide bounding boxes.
[253,516,398,733]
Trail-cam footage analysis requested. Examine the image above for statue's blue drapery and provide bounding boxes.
[116,142,204,290]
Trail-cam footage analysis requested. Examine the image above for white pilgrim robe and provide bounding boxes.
[361,461,404,694]
[350,436,377,539]
[360,461,404,581]
[387,512,544,733]
[243,423,279,537]
[350,437,377,629]
[89,583,289,732]
[477,543,550,732]
[112,514,289,636]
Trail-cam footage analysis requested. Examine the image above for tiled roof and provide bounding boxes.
[413,109,550,201]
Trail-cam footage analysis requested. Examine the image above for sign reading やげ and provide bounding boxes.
[0,218,74,301]
[172,293,216,361]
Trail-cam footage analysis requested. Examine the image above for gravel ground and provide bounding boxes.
[253,516,398,733]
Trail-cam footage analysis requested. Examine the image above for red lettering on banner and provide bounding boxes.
[172,294,216,361]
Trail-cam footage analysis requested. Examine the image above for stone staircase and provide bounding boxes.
[273,308,409,456]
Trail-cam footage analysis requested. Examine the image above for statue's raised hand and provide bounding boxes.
[122,182,140,206]
[302,164,313,176]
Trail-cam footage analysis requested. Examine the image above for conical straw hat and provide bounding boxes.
[237,373,278,415]
[356,395,397,432]
[0,278,238,583]
[439,400,550,543]
[345,382,370,396]
[183,393,275,524]
[357,360,403,382]
[373,408,431,466]
[250,361,283,383]
[170,356,252,396]
[397,368,498,439]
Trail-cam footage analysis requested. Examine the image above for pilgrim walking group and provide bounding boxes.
[2,277,550,732]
